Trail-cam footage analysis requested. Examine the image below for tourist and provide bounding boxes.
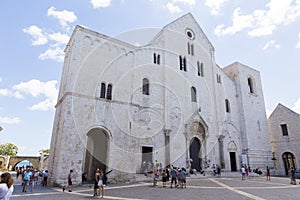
[97,170,105,198]
[153,169,159,187]
[0,172,14,199]
[266,166,270,181]
[179,168,187,188]
[170,166,178,188]
[68,170,74,192]
[93,169,100,197]
[22,168,32,192]
[290,167,296,185]
[241,165,246,180]
[42,170,48,186]
[217,165,221,177]
[161,169,167,188]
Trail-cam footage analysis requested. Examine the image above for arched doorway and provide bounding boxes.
[189,137,201,171]
[282,152,296,176]
[83,128,109,181]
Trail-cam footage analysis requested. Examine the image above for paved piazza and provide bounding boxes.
[11,175,300,200]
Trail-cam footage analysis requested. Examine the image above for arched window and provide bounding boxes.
[197,62,204,77]
[225,99,230,113]
[191,86,197,102]
[106,84,112,100]
[153,53,160,65]
[100,82,106,98]
[282,152,296,176]
[142,78,149,95]
[248,77,254,93]
[187,42,190,55]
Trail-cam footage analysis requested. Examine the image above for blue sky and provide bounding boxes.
[0,0,300,156]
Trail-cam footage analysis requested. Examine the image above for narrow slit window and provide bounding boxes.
[106,84,112,100]
[100,82,106,99]
[225,99,230,113]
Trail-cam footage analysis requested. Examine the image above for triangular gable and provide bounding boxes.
[269,103,300,120]
[149,13,215,52]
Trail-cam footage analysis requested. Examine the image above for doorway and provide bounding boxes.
[229,152,237,171]
[189,137,201,171]
[142,146,153,164]
[282,152,296,175]
[84,128,109,181]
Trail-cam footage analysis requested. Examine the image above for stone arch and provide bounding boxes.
[83,127,110,181]
[186,120,207,170]
[282,152,296,176]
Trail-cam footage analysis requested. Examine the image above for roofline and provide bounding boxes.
[64,25,136,52]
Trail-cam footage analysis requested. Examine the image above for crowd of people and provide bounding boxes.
[142,160,191,189]
[15,166,49,193]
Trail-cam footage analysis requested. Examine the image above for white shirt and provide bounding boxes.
[0,183,14,200]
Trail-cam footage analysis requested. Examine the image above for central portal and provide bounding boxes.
[189,137,201,171]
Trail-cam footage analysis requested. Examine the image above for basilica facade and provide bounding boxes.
[48,13,273,185]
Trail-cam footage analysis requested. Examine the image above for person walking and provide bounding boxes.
[93,169,100,197]
[22,168,32,192]
[161,170,167,188]
[68,170,74,192]
[290,167,296,185]
[170,166,178,188]
[0,172,14,199]
[241,165,246,180]
[97,170,105,198]
[266,166,271,181]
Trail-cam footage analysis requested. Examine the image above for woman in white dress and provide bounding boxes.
[0,172,14,200]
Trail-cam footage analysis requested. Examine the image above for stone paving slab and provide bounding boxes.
[10,173,300,200]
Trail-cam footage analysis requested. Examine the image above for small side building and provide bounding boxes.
[268,103,300,176]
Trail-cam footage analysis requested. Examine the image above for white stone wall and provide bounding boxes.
[268,104,300,175]
[48,13,272,185]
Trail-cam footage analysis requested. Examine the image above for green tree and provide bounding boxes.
[0,143,18,156]
[39,149,50,156]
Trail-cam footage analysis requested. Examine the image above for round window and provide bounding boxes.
[186,29,195,40]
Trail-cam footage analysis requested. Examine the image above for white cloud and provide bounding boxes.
[1,79,58,111]
[23,25,48,46]
[297,33,300,48]
[0,116,21,124]
[262,40,280,50]
[90,0,112,8]
[39,47,65,62]
[214,8,254,37]
[0,89,9,96]
[204,0,228,15]
[173,0,195,6]
[215,0,300,37]
[166,2,181,14]
[0,89,23,98]
[292,98,300,114]
[47,7,77,29]
[48,32,70,45]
